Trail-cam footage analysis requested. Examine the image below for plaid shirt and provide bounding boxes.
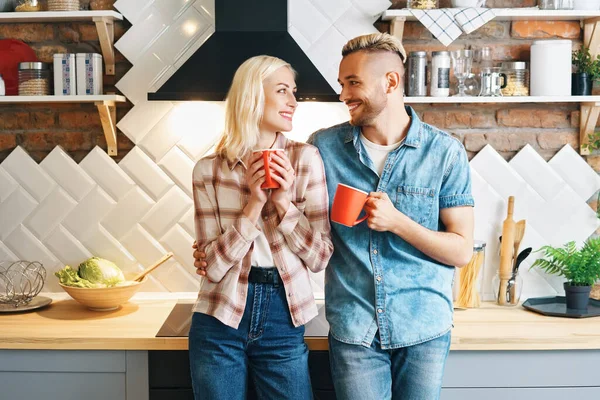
[192,133,333,329]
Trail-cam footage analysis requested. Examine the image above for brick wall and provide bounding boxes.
[1,0,599,173]
[0,0,133,163]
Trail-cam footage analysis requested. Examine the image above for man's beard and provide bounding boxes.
[349,94,387,127]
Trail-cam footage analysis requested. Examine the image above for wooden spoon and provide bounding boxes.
[512,220,526,271]
[132,253,174,282]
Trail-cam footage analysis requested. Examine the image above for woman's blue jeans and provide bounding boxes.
[189,282,312,400]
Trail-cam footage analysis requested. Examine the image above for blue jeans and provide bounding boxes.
[189,282,312,400]
[329,331,451,400]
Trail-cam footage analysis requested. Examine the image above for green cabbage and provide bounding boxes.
[78,257,125,287]
[55,257,125,288]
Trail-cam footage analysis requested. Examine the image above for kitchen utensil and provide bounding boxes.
[132,253,174,282]
[498,196,516,305]
[331,184,369,227]
[514,247,532,273]
[0,260,46,307]
[512,220,526,270]
[479,67,507,97]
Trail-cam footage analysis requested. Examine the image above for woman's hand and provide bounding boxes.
[243,152,268,223]
[269,150,295,217]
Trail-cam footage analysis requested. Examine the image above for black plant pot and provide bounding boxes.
[564,282,591,310]
[572,73,593,96]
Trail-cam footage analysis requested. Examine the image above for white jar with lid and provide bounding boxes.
[530,39,571,96]
[431,51,450,97]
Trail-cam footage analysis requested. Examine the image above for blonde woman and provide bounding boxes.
[189,55,333,400]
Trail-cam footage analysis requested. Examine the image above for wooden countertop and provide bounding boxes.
[1,294,600,351]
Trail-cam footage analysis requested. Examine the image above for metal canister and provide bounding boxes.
[407,51,427,97]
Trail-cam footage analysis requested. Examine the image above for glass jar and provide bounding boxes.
[18,62,51,96]
[15,0,41,11]
[454,241,486,308]
[492,270,523,306]
[500,61,529,96]
[48,0,80,11]
[538,0,574,9]
[407,0,439,9]
[431,51,450,97]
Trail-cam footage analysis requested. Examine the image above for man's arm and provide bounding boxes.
[365,194,474,267]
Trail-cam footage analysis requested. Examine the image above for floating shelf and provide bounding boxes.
[0,95,126,156]
[403,96,600,105]
[0,11,123,75]
[381,9,600,22]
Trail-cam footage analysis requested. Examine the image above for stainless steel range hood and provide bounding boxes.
[147,0,339,102]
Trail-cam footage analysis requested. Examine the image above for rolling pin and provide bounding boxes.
[498,196,516,305]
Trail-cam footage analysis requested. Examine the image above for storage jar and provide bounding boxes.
[500,61,529,96]
[431,51,450,97]
[18,62,51,96]
[407,0,439,9]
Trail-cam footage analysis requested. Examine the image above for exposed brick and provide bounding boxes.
[511,21,580,40]
[497,109,570,128]
[538,132,578,150]
[470,21,508,40]
[0,24,54,42]
[0,134,17,151]
[422,111,446,128]
[18,132,93,152]
[58,25,81,43]
[403,22,432,40]
[58,111,101,129]
[446,111,471,128]
[31,44,69,63]
[471,113,496,128]
[587,156,600,173]
[0,112,30,130]
[31,111,55,128]
[480,132,538,152]
[77,23,98,41]
[571,110,600,128]
[493,44,531,61]
[464,134,487,152]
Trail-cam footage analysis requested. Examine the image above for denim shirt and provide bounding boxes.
[309,106,474,349]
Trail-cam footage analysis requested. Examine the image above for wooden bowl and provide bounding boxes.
[59,277,146,311]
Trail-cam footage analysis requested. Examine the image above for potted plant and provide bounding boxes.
[530,238,600,309]
[572,46,600,96]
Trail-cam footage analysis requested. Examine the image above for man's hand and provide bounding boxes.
[192,241,207,277]
[364,192,403,232]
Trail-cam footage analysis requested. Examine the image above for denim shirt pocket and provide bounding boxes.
[396,185,435,225]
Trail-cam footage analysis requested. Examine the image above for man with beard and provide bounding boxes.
[194,33,474,399]
[307,33,474,400]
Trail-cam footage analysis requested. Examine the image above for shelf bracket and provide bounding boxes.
[390,16,406,42]
[95,100,117,156]
[579,103,600,156]
[93,16,115,75]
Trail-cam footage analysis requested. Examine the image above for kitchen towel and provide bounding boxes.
[410,8,497,47]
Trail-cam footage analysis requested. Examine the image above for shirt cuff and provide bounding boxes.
[277,202,302,236]
[440,194,475,209]
[235,215,262,242]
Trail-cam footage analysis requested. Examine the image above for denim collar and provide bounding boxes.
[227,132,288,171]
[343,106,422,149]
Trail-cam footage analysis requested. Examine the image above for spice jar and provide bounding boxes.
[15,0,41,11]
[19,62,51,96]
[454,241,486,308]
[406,51,428,97]
[408,0,439,8]
[431,51,450,97]
[500,61,529,96]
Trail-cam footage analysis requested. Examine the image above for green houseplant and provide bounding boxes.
[572,46,600,96]
[531,238,600,309]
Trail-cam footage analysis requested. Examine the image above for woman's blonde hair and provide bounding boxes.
[215,55,295,163]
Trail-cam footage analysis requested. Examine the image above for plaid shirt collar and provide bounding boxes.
[227,132,289,171]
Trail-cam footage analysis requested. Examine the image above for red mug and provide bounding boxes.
[253,149,282,189]
[331,184,369,227]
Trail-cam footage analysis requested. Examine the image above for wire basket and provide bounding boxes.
[0,261,46,307]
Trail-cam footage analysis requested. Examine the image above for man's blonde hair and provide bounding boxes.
[342,33,407,62]
[215,55,295,163]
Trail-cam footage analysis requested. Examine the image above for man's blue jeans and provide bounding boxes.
[189,282,312,400]
[329,331,451,400]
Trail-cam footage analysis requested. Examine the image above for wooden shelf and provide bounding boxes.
[0,95,125,156]
[404,96,600,105]
[0,11,123,75]
[382,9,600,22]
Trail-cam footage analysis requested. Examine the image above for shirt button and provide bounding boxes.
[377,308,383,314]
[376,276,382,282]
[373,249,378,255]
[288,293,292,297]
[263,216,268,221]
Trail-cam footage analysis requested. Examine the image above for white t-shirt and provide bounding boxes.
[360,133,404,176]
[251,217,274,267]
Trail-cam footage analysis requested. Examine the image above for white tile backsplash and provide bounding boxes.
[1,0,599,303]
